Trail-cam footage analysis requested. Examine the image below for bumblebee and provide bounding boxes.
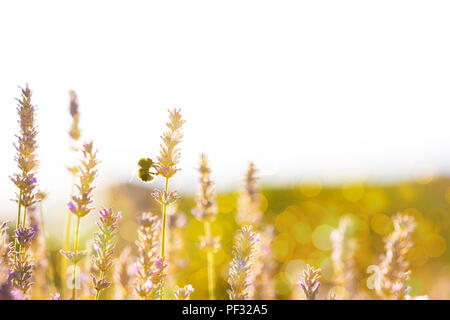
[138,157,155,182]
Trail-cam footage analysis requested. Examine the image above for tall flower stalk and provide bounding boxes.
[27,203,49,298]
[192,154,219,300]
[7,84,39,299]
[376,213,416,300]
[153,109,185,259]
[0,221,12,299]
[253,225,276,299]
[60,141,99,300]
[114,246,134,299]
[236,163,275,299]
[64,91,81,280]
[91,208,121,300]
[9,226,36,296]
[0,222,8,265]
[68,91,81,141]
[330,216,356,298]
[236,163,262,226]
[166,208,188,288]
[135,213,166,300]
[227,225,260,300]
[10,85,39,252]
[137,108,185,299]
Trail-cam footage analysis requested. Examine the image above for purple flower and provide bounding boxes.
[186,284,194,293]
[67,201,76,213]
[99,208,109,218]
[98,208,121,227]
[15,227,35,246]
[298,281,306,291]
[11,289,25,300]
[249,233,260,242]
[144,280,153,290]
[51,293,62,300]
[132,261,139,274]
[31,224,39,235]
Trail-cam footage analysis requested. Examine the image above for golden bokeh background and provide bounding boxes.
[86,175,450,299]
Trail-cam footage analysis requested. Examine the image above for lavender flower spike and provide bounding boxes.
[377,213,416,300]
[227,225,260,300]
[91,208,121,299]
[192,153,220,300]
[298,264,321,300]
[138,108,185,300]
[14,227,35,248]
[135,212,166,300]
[10,86,40,293]
[61,140,99,300]
[10,84,39,212]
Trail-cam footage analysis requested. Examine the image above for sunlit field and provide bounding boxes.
[0,86,448,300]
[1,1,450,302]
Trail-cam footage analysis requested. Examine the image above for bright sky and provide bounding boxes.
[1,1,450,218]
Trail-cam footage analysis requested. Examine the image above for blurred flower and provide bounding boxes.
[192,154,218,222]
[192,153,219,299]
[198,235,221,252]
[236,163,262,226]
[50,293,62,300]
[151,190,181,206]
[377,213,416,300]
[68,91,81,141]
[59,250,87,264]
[91,208,121,299]
[227,226,260,300]
[252,226,276,300]
[114,246,134,299]
[174,284,194,300]
[298,264,321,300]
[330,216,356,298]
[0,222,9,263]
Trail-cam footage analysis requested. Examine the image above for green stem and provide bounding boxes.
[39,201,56,293]
[22,206,28,227]
[204,221,216,300]
[16,189,22,229]
[14,189,23,253]
[64,211,72,252]
[159,177,169,300]
[63,209,72,294]
[63,176,75,295]
[72,216,81,300]
[160,177,169,257]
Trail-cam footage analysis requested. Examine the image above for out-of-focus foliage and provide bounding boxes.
[104,177,449,300]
